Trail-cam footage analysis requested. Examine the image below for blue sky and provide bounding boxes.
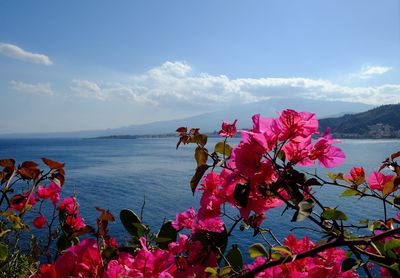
[0,1,399,133]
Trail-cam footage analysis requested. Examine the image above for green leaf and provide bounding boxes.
[277,150,286,162]
[340,188,360,197]
[341,257,358,272]
[156,221,177,250]
[190,164,210,195]
[321,208,348,221]
[225,244,243,272]
[327,172,344,182]
[219,266,232,276]
[0,242,7,262]
[248,243,268,258]
[120,209,142,236]
[214,142,232,157]
[272,245,292,256]
[384,239,400,259]
[205,267,218,278]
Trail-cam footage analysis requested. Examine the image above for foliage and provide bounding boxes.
[1,109,400,277]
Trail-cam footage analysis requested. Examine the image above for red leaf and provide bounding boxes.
[19,168,40,180]
[176,127,187,133]
[42,158,64,170]
[0,159,15,168]
[391,151,400,161]
[21,161,39,169]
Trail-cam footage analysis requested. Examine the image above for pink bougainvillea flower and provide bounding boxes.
[344,167,366,185]
[195,216,225,233]
[129,237,175,277]
[219,119,238,138]
[168,234,189,255]
[54,238,103,277]
[310,128,346,168]
[58,196,79,214]
[66,215,85,231]
[368,171,396,192]
[282,139,313,166]
[36,182,61,200]
[33,215,46,229]
[277,109,318,142]
[172,207,197,230]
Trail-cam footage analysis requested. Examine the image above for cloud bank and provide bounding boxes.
[0,43,53,65]
[355,65,393,79]
[70,61,400,107]
[10,80,54,96]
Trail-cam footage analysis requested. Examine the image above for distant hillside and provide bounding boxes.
[319,104,400,138]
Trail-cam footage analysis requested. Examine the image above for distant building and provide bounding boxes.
[367,123,396,138]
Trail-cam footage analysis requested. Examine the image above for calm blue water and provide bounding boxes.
[1,137,399,263]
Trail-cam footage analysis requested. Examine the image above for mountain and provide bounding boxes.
[319,103,400,138]
[0,98,373,138]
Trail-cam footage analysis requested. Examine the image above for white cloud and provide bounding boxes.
[70,61,400,107]
[356,65,392,79]
[0,43,53,65]
[10,80,54,96]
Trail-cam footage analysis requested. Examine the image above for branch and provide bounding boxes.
[235,227,400,277]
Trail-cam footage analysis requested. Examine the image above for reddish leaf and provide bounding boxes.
[69,225,94,238]
[21,161,39,169]
[176,127,187,133]
[190,128,200,135]
[96,207,115,222]
[190,164,209,195]
[10,194,25,205]
[391,151,400,161]
[0,159,15,168]
[41,158,64,170]
[195,147,208,167]
[19,168,40,180]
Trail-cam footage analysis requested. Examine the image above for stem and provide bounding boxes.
[235,227,400,277]
[383,198,387,223]
[227,217,243,237]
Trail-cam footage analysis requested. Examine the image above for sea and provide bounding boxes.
[1,137,399,267]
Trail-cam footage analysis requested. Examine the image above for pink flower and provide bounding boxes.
[38,264,56,278]
[33,216,46,229]
[310,128,346,168]
[58,196,79,214]
[66,215,85,231]
[195,217,225,233]
[368,171,396,192]
[345,167,365,185]
[172,208,197,230]
[168,234,189,254]
[54,238,102,277]
[219,119,238,138]
[36,182,61,200]
[129,237,175,277]
[277,109,318,142]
